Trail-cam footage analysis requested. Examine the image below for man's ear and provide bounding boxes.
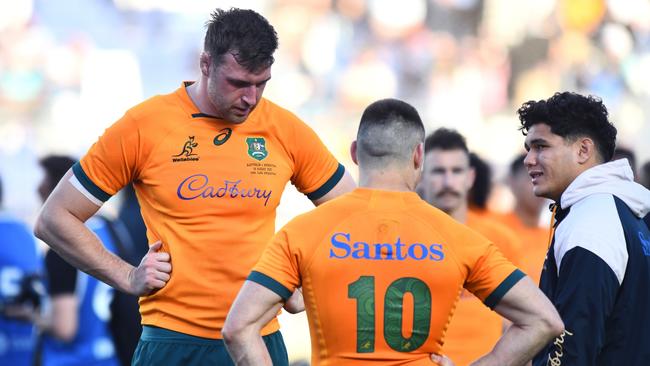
[200,52,211,77]
[576,137,596,164]
[414,142,424,171]
[350,140,359,166]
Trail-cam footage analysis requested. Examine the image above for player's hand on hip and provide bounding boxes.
[430,353,455,366]
[128,241,171,296]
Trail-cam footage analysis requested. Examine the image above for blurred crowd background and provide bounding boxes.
[1,0,650,363]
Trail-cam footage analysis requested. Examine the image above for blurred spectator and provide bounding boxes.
[115,185,148,263]
[110,184,147,366]
[613,146,637,180]
[642,161,650,228]
[37,155,120,366]
[468,152,492,212]
[36,156,144,366]
[494,153,550,285]
[0,175,43,366]
[288,360,309,366]
[641,160,650,190]
[426,0,483,38]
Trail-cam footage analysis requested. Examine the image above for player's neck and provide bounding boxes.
[359,170,417,192]
[450,204,468,224]
[186,79,218,117]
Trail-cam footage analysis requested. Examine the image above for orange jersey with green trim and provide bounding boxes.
[71,83,343,338]
[493,212,548,285]
[251,189,524,365]
[441,211,524,366]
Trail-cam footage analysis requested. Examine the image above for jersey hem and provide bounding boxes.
[140,318,281,340]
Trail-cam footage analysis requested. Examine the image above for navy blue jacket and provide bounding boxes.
[534,159,650,366]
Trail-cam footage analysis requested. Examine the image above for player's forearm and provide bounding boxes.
[224,328,272,366]
[35,207,134,294]
[471,319,562,366]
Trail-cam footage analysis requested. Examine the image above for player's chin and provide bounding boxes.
[227,114,248,124]
[438,196,459,208]
[532,186,549,199]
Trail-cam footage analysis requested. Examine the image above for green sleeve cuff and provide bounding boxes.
[72,162,111,202]
[484,269,526,309]
[247,271,292,300]
[307,163,345,201]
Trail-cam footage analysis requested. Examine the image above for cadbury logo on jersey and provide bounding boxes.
[177,174,272,206]
[329,232,444,261]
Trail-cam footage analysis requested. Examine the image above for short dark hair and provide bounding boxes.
[39,155,76,192]
[469,152,492,210]
[424,128,469,155]
[356,98,424,167]
[517,92,617,162]
[204,8,278,72]
[509,152,528,176]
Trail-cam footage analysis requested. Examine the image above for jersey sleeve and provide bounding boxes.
[288,119,344,201]
[72,112,142,204]
[461,234,525,309]
[248,228,301,301]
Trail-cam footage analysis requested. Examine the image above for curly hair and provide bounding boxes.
[204,8,278,72]
[517,92,617,162]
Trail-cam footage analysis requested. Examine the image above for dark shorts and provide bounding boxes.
[131,325,288,366]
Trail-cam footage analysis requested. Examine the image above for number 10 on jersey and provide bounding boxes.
[348,276,432,353]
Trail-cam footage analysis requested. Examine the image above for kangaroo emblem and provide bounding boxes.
[174,136,198,157]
